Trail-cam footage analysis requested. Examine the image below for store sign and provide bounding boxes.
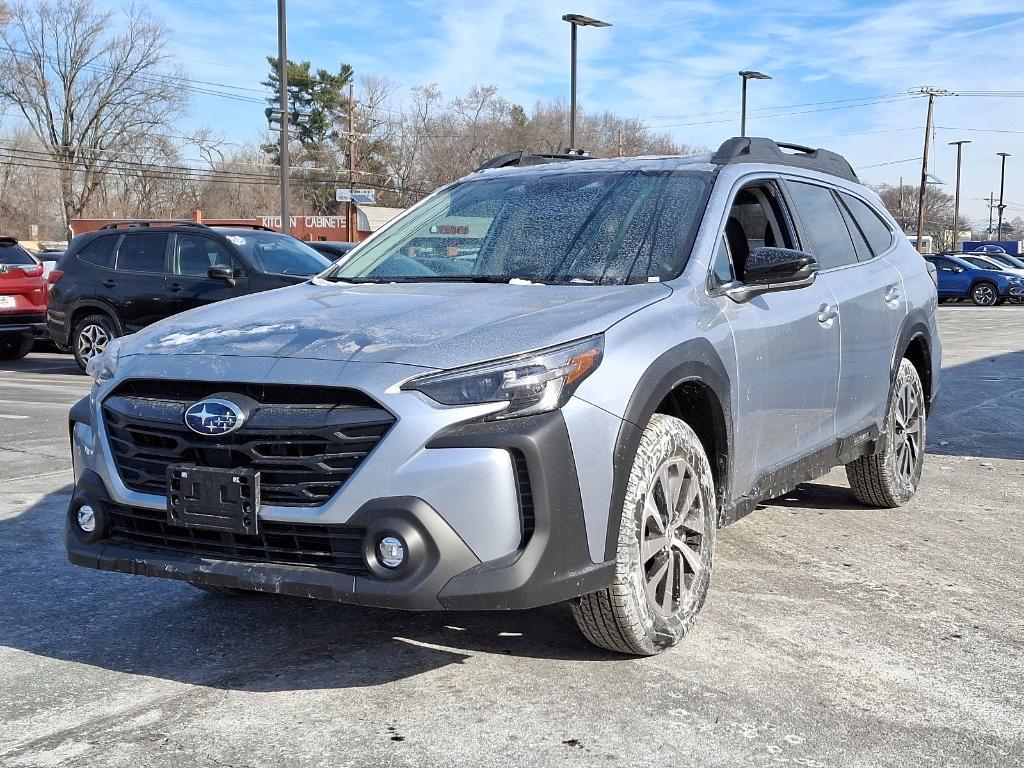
[336,188,376,204]
[259,215,347,230]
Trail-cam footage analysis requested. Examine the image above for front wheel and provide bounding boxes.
[971,282,998,306]
[846,358,926,507]
[571,414,717,655]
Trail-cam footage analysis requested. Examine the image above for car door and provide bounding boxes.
[166,233,251,316]
[930,257,967,297]
[110,232,174,331]
[784,179,906,440]
[709,177,841,492]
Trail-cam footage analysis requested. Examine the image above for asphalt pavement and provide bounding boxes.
[0,305,1022,768]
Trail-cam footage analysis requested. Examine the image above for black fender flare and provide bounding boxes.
[890,307,936,410]
[69,300,125,337]
[604,338,733,561]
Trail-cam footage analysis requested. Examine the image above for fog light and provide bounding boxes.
[377,536,406,569]
[76,504,96,533]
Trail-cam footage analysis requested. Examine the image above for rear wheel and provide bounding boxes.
[971,282,998,306]
[72,313,116,371]
[846,358,926,507]
[571,414,716,655]
[0,335,33,360]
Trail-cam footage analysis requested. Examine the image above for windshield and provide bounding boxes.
[327,170,710,285]
[987,253,1024,269]
[222,232,332,275]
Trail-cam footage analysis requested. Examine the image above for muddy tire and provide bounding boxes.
[72,313,117,371]
[846,358,926,507]
[571,414,717,655]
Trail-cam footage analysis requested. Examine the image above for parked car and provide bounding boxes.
[977,251,1024,272]
[924,253,1024,306]
[65,137,940,655]
[0,237,49,360]
[47,221,332,370]
[307,241,357,261]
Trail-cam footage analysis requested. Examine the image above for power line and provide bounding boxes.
[645,92,912,122]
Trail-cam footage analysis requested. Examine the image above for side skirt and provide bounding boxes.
[719,425,883,526]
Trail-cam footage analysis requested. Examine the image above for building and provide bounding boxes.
[70,206,405,242]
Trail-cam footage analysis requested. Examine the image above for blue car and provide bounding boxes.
[924,254,1024,306]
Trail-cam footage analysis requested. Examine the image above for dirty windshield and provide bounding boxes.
[327,170,709,284]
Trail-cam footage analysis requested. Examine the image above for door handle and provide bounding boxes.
[884,285,901,304]
[816,303,839,325]
[167,283,183,293]
[101,279,117,288]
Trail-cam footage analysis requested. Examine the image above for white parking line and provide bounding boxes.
[0,414,30,419]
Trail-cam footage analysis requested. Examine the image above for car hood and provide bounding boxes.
[122,280,672,369]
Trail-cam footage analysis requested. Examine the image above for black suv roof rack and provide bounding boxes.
[205,223,277,232]
[712,137,859,183]
[98,220,212,231]
[476,149,590,172]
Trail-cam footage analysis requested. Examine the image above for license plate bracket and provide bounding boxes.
[167,465,260,535]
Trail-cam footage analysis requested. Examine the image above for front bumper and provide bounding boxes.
[66,388,614,610]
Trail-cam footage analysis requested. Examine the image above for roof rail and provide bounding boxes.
[476,149,590,172]
[97,220,212,230]
[712,137,859,183]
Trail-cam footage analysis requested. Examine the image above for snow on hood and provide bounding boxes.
[121,280,672,369]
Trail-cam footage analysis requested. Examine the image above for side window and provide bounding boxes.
[115,233,169,273]
[175,234,239,277]
[840,193,894,256]
[786,181,857,270]
[715,181,794,284]
[932,258,959,273]
[76,235,119,269]
[836,198,871,262]
[710,235,735,285]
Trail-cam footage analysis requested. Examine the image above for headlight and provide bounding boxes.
[85,337,122,384]
[1008,276,1024,285]
[402,336,604,420]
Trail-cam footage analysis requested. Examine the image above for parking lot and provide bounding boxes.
[0,304,1021,768]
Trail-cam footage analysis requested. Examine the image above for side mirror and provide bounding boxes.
[208,265,236,285]
[726,247,818,303]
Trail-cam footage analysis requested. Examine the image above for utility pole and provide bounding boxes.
[997,151,1011,241]
[617,129,623,157]
[277,0,290,235]
[348,83,356,242]
[914,87,950,253]
[949,140,970,251]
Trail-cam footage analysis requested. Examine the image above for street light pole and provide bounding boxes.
[997,152,1011,241]
[948,140,970,250]
[738,70,771,137]
[562,13,611,150]
[277,0,290,235]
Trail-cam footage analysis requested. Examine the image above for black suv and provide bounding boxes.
[48,221,332,370]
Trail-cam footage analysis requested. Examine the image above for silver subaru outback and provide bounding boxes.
[65,137,940,655]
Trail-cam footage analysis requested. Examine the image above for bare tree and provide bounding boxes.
[0,0,189,234]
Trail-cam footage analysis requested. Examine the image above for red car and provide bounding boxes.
[0,237,48,360]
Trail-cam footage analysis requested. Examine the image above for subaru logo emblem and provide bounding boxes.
[184,398,245,436]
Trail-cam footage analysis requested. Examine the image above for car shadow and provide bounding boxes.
[0,352,82,376]
[0,486,618,695]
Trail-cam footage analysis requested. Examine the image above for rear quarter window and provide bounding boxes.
[840,193,894,256]
[75,235,119,269]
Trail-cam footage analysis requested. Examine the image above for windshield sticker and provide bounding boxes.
[226,236,247,246]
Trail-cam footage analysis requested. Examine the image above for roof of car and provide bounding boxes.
[473,137,859,183]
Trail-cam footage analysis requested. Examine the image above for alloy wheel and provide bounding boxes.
[973,284,996,306]
[891,378,924,492]
[77,323,110,364]
[638,457,708,616]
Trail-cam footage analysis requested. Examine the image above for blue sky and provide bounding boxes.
[99,1,1024,225]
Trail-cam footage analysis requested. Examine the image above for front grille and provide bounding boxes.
[105,503,369,574]
[102,380,395,507]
